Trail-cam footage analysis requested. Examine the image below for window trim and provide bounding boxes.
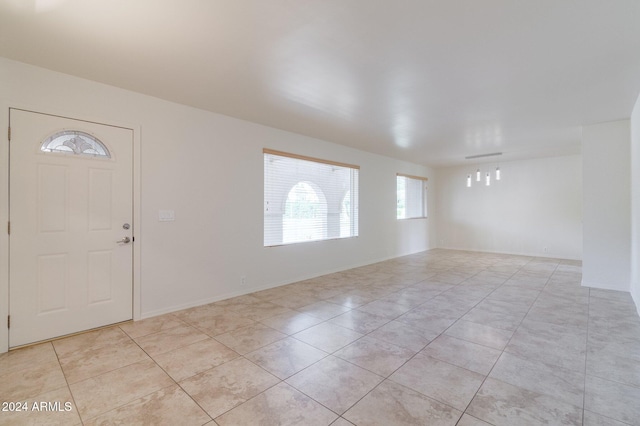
[263,148,360,170]
[396,172,428,182]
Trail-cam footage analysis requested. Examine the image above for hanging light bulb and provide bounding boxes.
[465,153,503,187]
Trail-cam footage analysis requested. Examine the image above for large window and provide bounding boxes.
[264,149,359,246]
[397,173,428,219]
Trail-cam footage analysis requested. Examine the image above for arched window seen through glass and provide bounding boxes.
[340,190,352,237]
[283,181,327,243]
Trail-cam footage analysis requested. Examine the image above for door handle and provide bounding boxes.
[117,236,131,244]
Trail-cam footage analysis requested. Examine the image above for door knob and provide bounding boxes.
[117,236,131,244]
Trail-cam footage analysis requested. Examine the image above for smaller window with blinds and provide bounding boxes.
[397,174,428,219]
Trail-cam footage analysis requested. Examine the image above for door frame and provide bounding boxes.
[0,102,142,353]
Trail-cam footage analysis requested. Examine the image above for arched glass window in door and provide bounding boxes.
[283,181,327,244]
[40,130,111,158]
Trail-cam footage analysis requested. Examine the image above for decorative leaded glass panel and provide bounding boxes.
[40,131,111,158]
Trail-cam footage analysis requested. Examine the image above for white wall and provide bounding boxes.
[436,155,582,259]
[582,120,631,291]
[631,95,640,314]
[0,58,436,351]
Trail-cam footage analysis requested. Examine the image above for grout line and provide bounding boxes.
[50,341,83,425]
[583,287,590,426]
[10,252,612,425]
[456,257,561,423]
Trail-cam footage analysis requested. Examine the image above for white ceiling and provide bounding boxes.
[1,0,640,167]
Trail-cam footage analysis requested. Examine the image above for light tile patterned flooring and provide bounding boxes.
[2,249,640,425]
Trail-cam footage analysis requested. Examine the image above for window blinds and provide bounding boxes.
[397,173,427,219]
[264,149,359,247]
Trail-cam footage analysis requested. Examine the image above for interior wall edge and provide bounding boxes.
[581,279,632,293]
[140,247,436,320]
[436,245,582,262]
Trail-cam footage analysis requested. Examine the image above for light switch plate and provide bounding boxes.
[159,210,175,221]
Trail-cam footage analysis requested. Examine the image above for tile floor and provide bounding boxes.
[2,249,640,425]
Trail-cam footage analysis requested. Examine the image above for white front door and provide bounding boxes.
[9,109,133,347]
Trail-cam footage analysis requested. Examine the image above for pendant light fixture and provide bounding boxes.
[464,152,503,188]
